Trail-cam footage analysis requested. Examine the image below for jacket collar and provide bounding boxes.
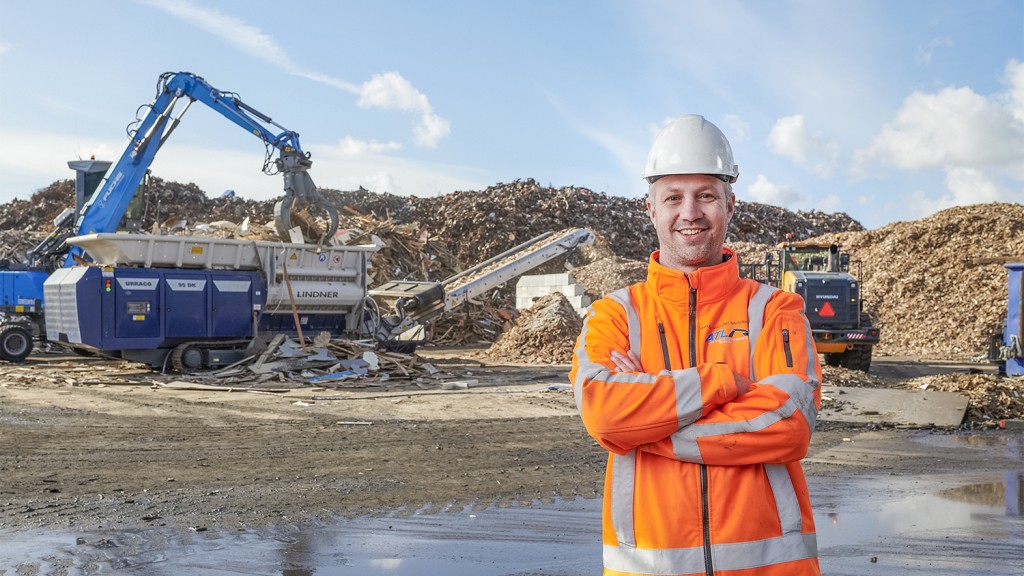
[646,247,740,304]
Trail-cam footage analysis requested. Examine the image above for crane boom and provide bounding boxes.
[64,71,338,266]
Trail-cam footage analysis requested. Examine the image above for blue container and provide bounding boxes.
[0,269,48,315]
[1006,263,1024,377]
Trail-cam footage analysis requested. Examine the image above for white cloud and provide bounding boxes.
[816,194,843,213]
[358,72,431,112]
[858,60,1024,173]
[0,42,10,55]
[855,59,1024,213]
[858,87,1023,170]
[139,0,299,71]
[355,73,451,148]
[905,168,1020,219]
[139,0,449,148]
[767,116,808,162]
[337,137,402,156]
[766,115,840,177]
[415,112,452,148]
[722,114,750,142]
[915,37,954,66]
[745,174,804,207]
[1003,58,1024,124]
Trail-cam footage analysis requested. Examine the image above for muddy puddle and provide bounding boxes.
[3,432,1022,575]
[4,475,1021,575]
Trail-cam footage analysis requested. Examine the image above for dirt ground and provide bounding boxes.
[0,348,1018,541]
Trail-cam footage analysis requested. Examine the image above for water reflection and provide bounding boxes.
[815,476,1018,550]
[938,474,1024,516]
[4,470,1023,574]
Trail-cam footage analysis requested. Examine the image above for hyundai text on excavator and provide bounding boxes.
[740,235,880,372]
[0,71,594,368]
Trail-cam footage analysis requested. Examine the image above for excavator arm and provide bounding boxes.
[61,71,337,267]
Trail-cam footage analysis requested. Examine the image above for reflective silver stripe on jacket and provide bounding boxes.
[609,288,642,357]
[746,283,777,381]
[604,531,818,574]
[798,314,821,430]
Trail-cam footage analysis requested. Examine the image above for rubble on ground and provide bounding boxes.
[428,303,512,346]
[821,365,889,388]
[15,336,445,392]
[487,292,583,364]
[904,373,1024,428]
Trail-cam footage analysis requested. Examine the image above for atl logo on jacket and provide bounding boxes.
[705,327,749,343]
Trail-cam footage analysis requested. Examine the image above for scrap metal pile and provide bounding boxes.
[0,179,1013,359]
[1,176,1021,427]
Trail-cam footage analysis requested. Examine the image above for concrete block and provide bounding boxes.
[561,284,586,297]
[517,273,576,287]
[516,273,591,316]
[518,285,552,299]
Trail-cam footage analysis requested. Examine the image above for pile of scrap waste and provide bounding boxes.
[1,177,1022,427]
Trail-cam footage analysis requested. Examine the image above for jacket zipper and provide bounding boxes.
[658,322,671,370]
[701,465,713,576]
[782,328,793,367]
[689,282,712,576]
[688,287,698,367]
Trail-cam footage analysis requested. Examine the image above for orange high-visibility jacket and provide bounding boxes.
[570,249,822,576]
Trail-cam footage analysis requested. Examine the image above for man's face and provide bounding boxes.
[646,174,735,273]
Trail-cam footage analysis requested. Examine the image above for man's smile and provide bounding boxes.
[674,227,705,236]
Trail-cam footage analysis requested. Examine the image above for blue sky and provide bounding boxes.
[0,0,1021,230]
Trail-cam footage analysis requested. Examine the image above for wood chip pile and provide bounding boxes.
[835,203,1023,358]
[0,177,863,265]
[569,257,648,300]
[429,304,512,347]
[0,230,46,263]
[487,293,583,364]
[719,203,1023,358]
[2,180,1015,359]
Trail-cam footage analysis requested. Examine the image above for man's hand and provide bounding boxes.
[610,349,643,372]
[734,372,753,396]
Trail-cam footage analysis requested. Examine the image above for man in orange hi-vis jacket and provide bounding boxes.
[570,115,822,576]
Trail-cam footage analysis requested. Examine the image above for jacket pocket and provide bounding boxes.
[781,329,794,368]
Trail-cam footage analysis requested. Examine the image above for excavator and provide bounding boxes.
[740,235,880,372]
[1,71,594,368]
[0,71,339,362]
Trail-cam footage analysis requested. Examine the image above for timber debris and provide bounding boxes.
[1,176,1021,427]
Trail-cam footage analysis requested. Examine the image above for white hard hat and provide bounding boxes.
[643,115,739,183]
